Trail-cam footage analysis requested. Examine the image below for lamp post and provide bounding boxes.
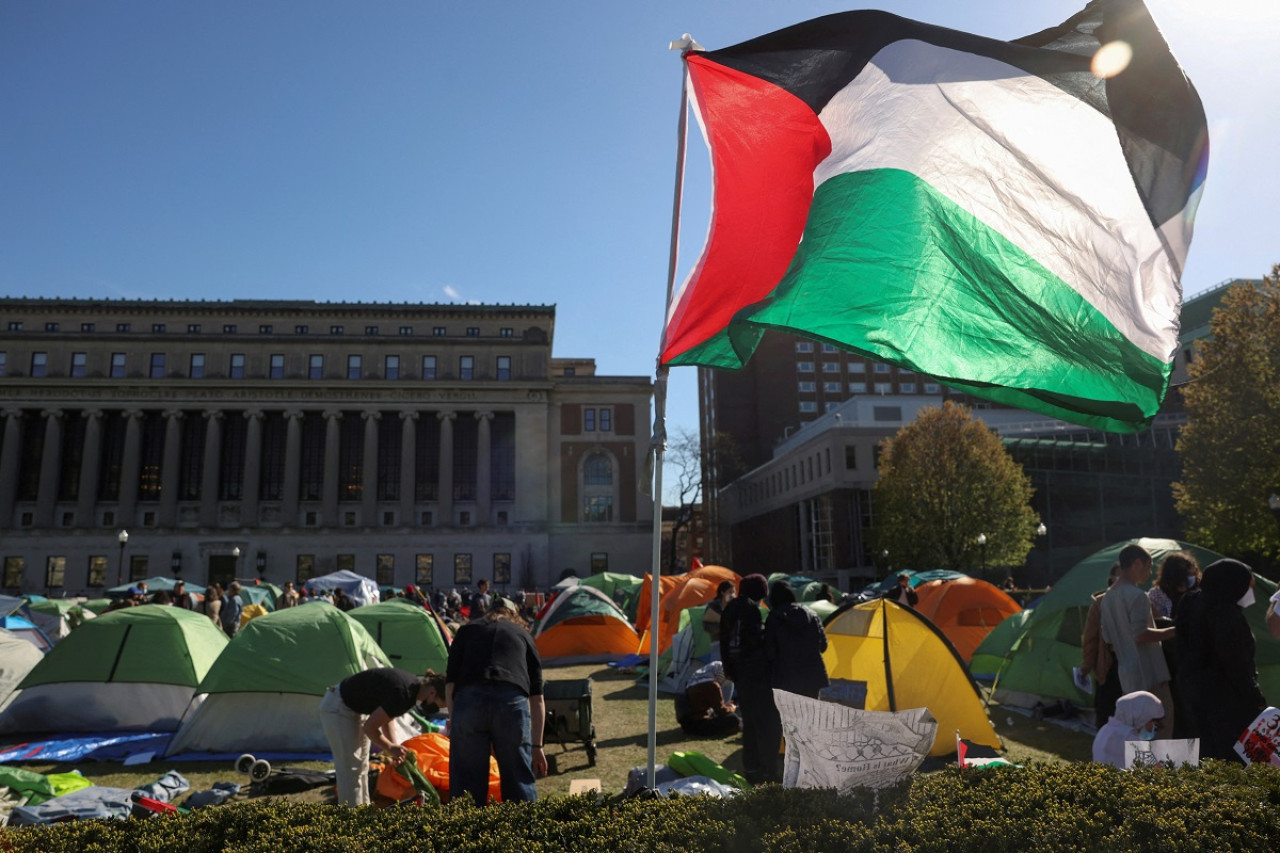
[1269,494,1280,535]
[116,529,129,585]
[232,546,241,583]
[977,533,988,580]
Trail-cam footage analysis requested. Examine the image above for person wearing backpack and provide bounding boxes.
[221,582,244,637]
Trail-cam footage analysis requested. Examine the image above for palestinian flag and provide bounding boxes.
[661,0,1208,433]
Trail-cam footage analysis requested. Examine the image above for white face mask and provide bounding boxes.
[1239,587,1256,609]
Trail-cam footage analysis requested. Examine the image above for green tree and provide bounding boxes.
[1174,268,1280,562]
[872,401,1038,573]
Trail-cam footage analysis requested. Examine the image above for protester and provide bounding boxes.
[204,582,224,627]
[333,588,355,612]
[1148,551,1198,620]
[765,581,829,699]
[886,573,918,608]
[1092,690,1165,768]
[675,660,740,737]
[720,573,777,784]
[319,668,445,806]
[470,579,492,620]
[278,582,299,609]
[702,581,734,639]
[1100,545,1175,735]
[171,580,193,610]
[446,598,546,805]
[1081,562,1122,727]
[221,582,244,637]
[1175,558,1266,761]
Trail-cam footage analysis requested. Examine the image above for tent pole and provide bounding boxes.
[882,600,896,711]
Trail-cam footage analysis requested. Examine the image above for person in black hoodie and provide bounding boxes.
[720,573,776,783]
[1175,558,1266,761]
[765,581,830,700]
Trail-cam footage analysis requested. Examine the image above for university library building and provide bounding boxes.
[0,299,653,596]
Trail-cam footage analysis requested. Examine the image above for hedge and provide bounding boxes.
[5,762,1280,853]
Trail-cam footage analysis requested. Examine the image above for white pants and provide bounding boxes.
[319,686,370,806]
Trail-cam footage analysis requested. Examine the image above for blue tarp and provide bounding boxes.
[0,733,329,764]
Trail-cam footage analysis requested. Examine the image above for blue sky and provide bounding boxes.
[3,1,1277,493]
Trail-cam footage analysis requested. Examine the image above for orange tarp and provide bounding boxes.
[913,577,1022,662]
[374,732,501,804]
[636,566,739,655]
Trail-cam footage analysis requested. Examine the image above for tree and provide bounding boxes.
[664,427,704,572]
[872,401,1038,573]
[1174,268,1280,563]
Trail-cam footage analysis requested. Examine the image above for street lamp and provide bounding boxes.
[1036,522,1047,538]
[976,533,988,579]
[116,529,129,585]
[232,546,241,582]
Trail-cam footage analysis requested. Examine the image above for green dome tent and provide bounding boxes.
[348,598,449,675]
[166,605,390,755]
[0,605,228,734]
[579,572,644,622]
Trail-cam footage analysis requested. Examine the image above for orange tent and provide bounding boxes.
[632,573,680,636]
[533,585,640,663]
[636,566,739,655]
[913,577,1022,662]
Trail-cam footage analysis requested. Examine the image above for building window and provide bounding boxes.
[433,327,446,336]
[308,354,323,379]
[3,557,24,588]
[336,554,355,571]
[848,382,867,393]
[45,556,66,588]
[799,401,817,413]
[346,354,362,379]
[6,322,22,331]
[796,361,814,372]
[499,328,513,337]
[110,353,126,378]
[330,325,344,335]
[849,362,866,373]
[152,323,166,333]
[149,353,165,378]
[823,362,840,373]
[795,342,813,353]
[459,356,474,380]
[900,382,917,393]
[420,511,433,526]
[87,555,107,586]
[399,326,413,336]
[496,356,511,380]
[822,344,839,353]
[874,382,892,394]
[454,553,473,585]
[584,496,613,522]
[0,352,6,376]
[229,353,246,379]
[823,381,841,393]
[825,401,841,412]
[874,363,891,373]
[421,355,437,380]
[296,554,315,584]
[295,325,308,334]
[466,327,480,337]
[924,383,942,394]
[584,408,596,432]
[385,355,400,380]
[45,322,61,332]
[269,354,285,379]
[584,454,612,485]
[582,452,614,522]
[259,324,273,334]
[129,555,149,581]
[415,554,434,586]
[30,352,48,377]
[845,446,858,469]
[187,324,201,333]
[365,326,379,336]
[116,323,130,332]
[797,381,816,393]
[82,323,95,332]
[599,407,612,432]
[496,510,508,525]
[70,352,87,377]
[223,324,237,334]
[458,510,471,526]
[591,553,608,572]
[494,553,511,584]
[376,554,395,586]
[563,367,575,377]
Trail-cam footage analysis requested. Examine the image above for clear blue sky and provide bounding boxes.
[3,1,1277,495]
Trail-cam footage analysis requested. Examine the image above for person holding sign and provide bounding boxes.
[1092,690,1164,768]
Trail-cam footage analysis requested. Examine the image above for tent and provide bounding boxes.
[81,598,113,615]
[0,605,228,734]
[531,585,639,664]
[579,572,645,622]
[0,629,44,715]
[639,566,740,655]
[653,604,717,694]
[969,609,1034,681]
[988,537,1280,710]
[303,570,380,608]
[166,605,390,755]
[855,570,971,601]
[349,598,450,675]
[912,577,1022,662]
[25,599,94,645]
[0,615,52,652]
[104,577,206,600]
[822,598,1001,756]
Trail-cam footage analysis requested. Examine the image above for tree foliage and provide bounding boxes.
[872,401,1038,572]
[1174,268,1280,562]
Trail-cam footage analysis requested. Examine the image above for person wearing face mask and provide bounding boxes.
[1147,551,1199,620]
[1092,690,1165,768]
[1174,558,1267,761]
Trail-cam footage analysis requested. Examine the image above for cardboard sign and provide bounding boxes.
[1235,706,1280,766]
[1124,738,1199,769]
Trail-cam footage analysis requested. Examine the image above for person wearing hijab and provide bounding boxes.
[1175,558,1266,761]
[765,581,829,699]
[1092,690,1165,768]
[720,573,777,784]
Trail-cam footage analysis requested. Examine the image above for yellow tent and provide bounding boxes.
[822,598,1001,756]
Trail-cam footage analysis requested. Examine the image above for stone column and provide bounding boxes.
[199,410,223,527]
[399,411,418,525]
[282,410,303,524]
[0,409,23,526]
[361,410,380,524]
[322,410,342,526]
[77,409,103,527]
[159,409,184,527]
[437,411,455,526]
[117,410,144,528]
[475,411,493,527]
[241,410,264,526]
[35,409,64,528]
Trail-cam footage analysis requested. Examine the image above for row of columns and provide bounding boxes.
[0,407,499,530]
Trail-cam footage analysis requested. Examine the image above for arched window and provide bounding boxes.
[584,454,613,486]
[582,452,614,522]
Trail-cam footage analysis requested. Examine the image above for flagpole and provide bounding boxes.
[645,35,698,791]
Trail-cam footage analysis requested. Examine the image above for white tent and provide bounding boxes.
[0,629,43,715]
[303,570,381,608]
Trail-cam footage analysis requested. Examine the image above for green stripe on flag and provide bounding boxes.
[734,168,1170,432]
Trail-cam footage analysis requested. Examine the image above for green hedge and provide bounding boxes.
[7,762,1280,852]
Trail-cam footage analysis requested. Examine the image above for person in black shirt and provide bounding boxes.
[720,573,778,784]
[446,599,546,804]
[319,667,445,806]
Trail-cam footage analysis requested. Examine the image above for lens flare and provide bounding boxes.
[1091,41,1133,78]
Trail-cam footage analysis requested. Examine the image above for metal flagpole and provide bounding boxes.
[646,34,700,790]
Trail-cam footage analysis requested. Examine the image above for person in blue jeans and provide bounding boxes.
[445,598,546,804]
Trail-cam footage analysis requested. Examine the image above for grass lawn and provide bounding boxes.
[9,662,1095,806]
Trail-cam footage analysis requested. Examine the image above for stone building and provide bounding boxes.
[0,299,653,596]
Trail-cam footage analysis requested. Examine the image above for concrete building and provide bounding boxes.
[0,299,653,596]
